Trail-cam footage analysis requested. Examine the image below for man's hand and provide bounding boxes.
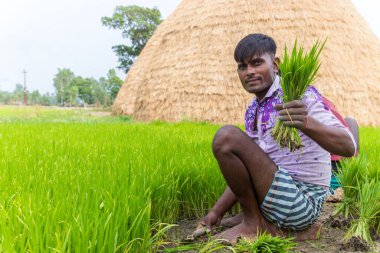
[197,210,222,230]
[274,100,308,130]
[274,100,355,157]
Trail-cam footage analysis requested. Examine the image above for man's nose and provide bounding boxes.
[247,64,256,75]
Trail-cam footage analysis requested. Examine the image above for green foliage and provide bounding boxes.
[71,76,99,104]
[235,233,297,253]
[105,69,123,101]
[334,155,366,217]
[271,40,326,151]
[345,179,380,243]
[335,127,380,244]
[101,5,162,73]
[0,111,225,252]
[1,69,122,107]
[0,86,55,105]
[52,68,122,107]
[53,68,75,105]
[98,69,123,106]
[163,233,296,253]
[14,83,24,94]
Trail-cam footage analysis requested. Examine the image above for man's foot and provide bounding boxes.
[214,221,260,244]
[326,187,344,202]
[220,213,244,228]
[249,219,322,241]
[286,222,323,241]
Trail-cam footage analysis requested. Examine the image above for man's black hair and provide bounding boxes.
[234,33,277,62]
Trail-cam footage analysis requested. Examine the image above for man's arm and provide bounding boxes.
[274,100,356,157]
[300,116,355,157]
[198,186,237,229]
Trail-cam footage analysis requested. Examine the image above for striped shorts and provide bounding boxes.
[260,167,331,231]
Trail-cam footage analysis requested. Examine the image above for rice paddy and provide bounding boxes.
[0,106,379,252]
[0,106,226,252]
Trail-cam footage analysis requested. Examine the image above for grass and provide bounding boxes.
[0,106,225,252]
[335,127,380,243]
[0,106,379,252]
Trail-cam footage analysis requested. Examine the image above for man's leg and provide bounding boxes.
[212,125,322,242]
[211,125,277,242]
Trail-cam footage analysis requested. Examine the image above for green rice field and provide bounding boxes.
[0,106,379,252]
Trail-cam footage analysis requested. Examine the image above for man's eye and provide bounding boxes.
[253,60,262,66]
[238,64,247,71]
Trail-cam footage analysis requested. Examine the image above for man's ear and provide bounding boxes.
[273,57,280,74]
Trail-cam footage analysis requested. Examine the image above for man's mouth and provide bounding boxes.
[246,78,260,85]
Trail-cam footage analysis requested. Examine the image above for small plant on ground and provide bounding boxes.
[234,233,297,253]
[334,155,367,217]
[345,179,380,243]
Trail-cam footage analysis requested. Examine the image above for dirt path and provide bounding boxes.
[171,202,380,252]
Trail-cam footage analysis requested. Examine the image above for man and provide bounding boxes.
[196,34,356,243]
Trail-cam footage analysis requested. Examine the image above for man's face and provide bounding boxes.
[237,53,279,100]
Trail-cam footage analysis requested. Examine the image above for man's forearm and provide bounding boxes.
[210,187,238,218]
[301,116,356,157]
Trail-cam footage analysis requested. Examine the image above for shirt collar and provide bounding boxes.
[257,75,280,103]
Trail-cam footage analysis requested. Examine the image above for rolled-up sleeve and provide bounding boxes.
[303,86,357,154]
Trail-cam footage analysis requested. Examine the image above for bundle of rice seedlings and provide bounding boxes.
[271,39,326,152]
[234,232,297,253]
[345,179,380,243]
[334,155,367,217]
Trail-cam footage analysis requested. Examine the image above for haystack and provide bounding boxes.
[113,0,380,126]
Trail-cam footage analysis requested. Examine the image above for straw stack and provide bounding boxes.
[113,0,380,126]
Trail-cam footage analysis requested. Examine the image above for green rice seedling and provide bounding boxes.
[234,232,296,253]
[345,179,380,243]
[161,238,235,253]
[334,155,367,217]
[0,114,226,252]
[198,240,236,253]
[149,223,178,252]
[161,243,200,252]
[271,39,326,151]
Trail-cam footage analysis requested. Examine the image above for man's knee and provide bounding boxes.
[212,125,243,155]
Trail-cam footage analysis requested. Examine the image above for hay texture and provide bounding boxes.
[113,0,380,126]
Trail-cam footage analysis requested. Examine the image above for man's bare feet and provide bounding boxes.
[214,218,322,244]
[285,222,322,241]
[220,213,244,228]
[214,220,263,244]
[326,187,344,202]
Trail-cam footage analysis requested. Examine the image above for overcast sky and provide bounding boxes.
[0,0,379,94]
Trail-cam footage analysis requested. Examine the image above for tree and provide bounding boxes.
[40,93,55,106]
[29,90,41,104]
[67,85,79,106]
[71,77,97,105]
[105,69,123,102]
[0,91,12,104]
[92,80,106,106]
[53,68,75,105]
[13,83,24,103]
[101,5,162,73]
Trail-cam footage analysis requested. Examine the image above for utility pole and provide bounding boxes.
[22,69,28,105]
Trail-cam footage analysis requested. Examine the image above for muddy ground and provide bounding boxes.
[168,202,380,252]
